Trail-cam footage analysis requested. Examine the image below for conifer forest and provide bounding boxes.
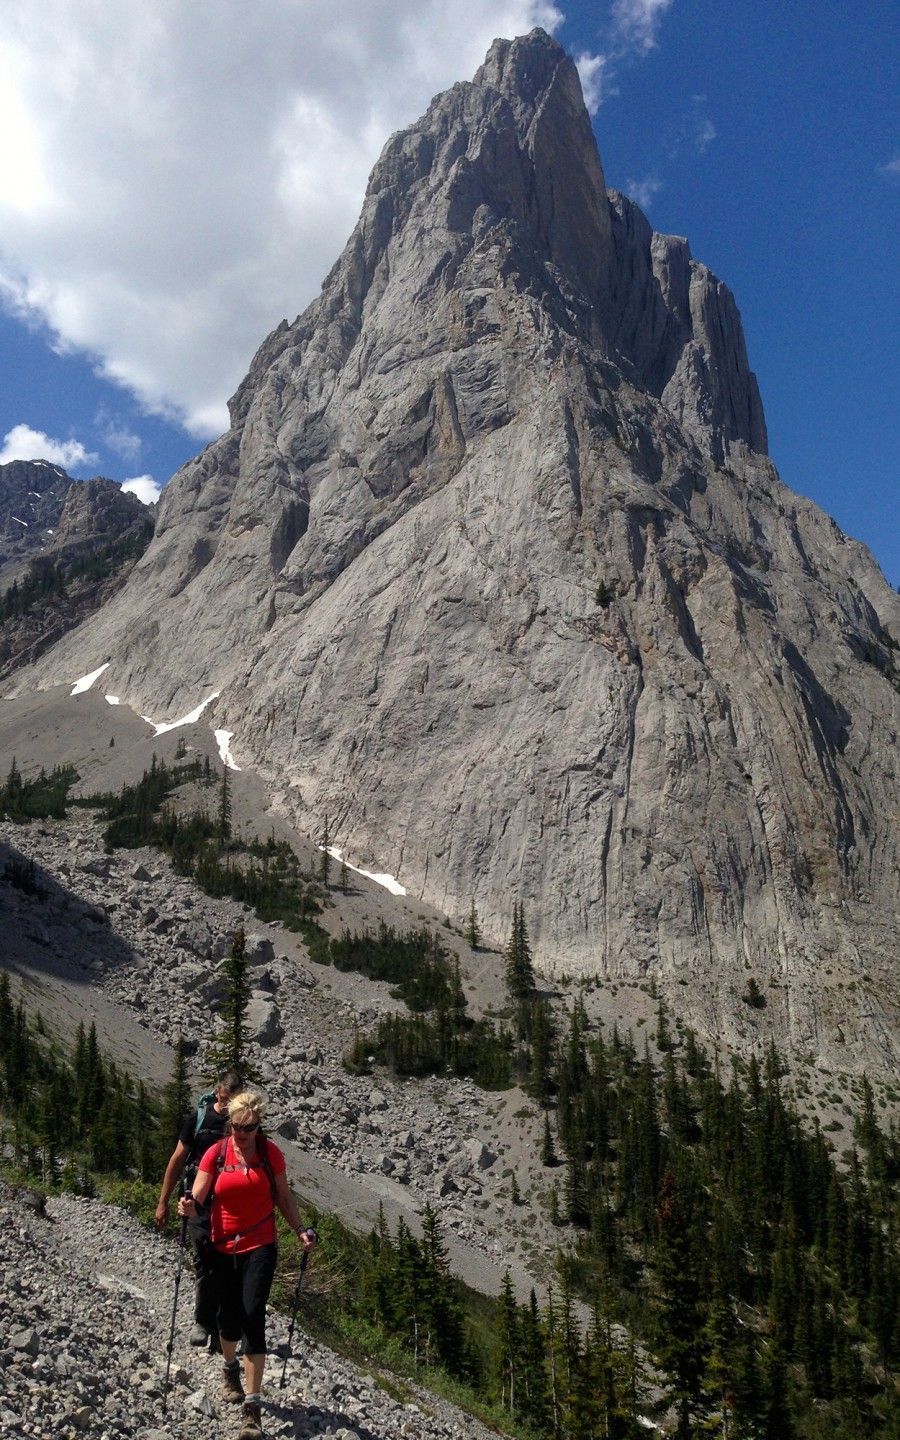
[2,757,899,1438]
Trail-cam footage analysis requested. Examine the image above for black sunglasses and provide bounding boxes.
[232,1122,259,1133]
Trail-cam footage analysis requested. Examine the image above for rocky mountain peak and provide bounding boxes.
[0,460,73,584]
[11,34,900,1074]
[52,476,147,556]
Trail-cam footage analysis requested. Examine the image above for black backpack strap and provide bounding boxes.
[258,1134,278,1204]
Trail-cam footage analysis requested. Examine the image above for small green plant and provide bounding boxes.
[742,976,767,1008]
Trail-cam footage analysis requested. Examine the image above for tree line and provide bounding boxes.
[0,521,152,624]
[347,907,899,1438]
[0,972,160,1190]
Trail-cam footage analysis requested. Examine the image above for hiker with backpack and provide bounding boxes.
[155,1068,244,1349]
[178,1089,317,1440]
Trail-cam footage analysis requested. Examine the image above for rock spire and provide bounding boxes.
[13,29,900,1071]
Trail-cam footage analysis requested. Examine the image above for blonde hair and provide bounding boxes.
[227,1089,267,1128]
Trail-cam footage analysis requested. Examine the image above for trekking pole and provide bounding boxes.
[162,1210,189,1414]
[278,1241,313,1390]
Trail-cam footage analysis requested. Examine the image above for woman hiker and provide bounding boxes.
[155,1068,244,1350]
[178,1089,317,1439]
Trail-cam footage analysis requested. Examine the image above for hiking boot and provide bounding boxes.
[221,1360,245,1404]
[238,1400,263,1438]
[189,1322,210,1347]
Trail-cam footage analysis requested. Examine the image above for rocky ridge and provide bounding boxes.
[0,463,148,588]
[0,460,74,587]
[0,465,152,679]
[9,31,900,1069]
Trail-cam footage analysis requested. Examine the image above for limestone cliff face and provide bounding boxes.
[17,30,899,1070]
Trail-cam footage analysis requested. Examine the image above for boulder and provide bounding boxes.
[245,933,275,967]
[464,1139,497,1171]
[247,994,283,1047]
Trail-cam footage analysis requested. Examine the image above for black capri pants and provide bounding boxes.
[211,1242,278,1354]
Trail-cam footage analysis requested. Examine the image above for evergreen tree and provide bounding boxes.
[518,1289,551,1432]
[653,1171,710,1438]
[208,928,254,1076]
[217,764,232,846]
[465,900,481,950]
[498,1270,520,1413]
[156,1032,191,1170]
[542,1112,558,1167]
[320,816,331,886]
[419,1204,464,1372]
[549,1181,562,1227]
[504,901,535,1002]
[526,999,555,1103]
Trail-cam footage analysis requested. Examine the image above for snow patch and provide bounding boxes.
[105,695,120,706]
[11,516,28,527]
[141,690,221,735]
[70,662,111,695]
[324,844,407,897]
[214,728,240,771]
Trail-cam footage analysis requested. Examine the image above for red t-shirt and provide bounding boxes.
[198,1136,286,1253]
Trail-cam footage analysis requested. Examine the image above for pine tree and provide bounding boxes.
[549,1181,562,1227]
[465,900,481,950]
[208,927,254,1076]
[156,1032,191,1169]
[217,764,232,846]
[542,1112,558,1167]
[543,1284,564,1438]
[761,1343,794,1440]
[339,857,349,893]
[504,901,535,1002]
[518,1289,551,1432]
[320,816,331,886]
[652,1171,710,1439]
[526,1000,555,1103]
[418,1204,464,1373]
[499,1271,520,1413]
[656,997,672,1052]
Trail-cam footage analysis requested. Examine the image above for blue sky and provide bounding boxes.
[0,1,896,581]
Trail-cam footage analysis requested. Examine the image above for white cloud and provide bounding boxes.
[96,407,142,462]
[121,474,162,505]
[687,94,716,154]
[575,52,611,114]
[693,116,716,153]
[0,423,97,470]
[611,0,674,52]
[574,0,675,116]
[625,174,663,209]
[878,152,900,181]
[0,2,563,439]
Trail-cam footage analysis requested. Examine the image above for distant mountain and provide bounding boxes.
[0,463,152,678]
[13,31,899,1071]
[0,459,74,587]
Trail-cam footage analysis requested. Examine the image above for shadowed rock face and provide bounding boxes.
[0,461,74,587]
[0,464,148,587]
[16,30,900,1070]
[0,468,151,677]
